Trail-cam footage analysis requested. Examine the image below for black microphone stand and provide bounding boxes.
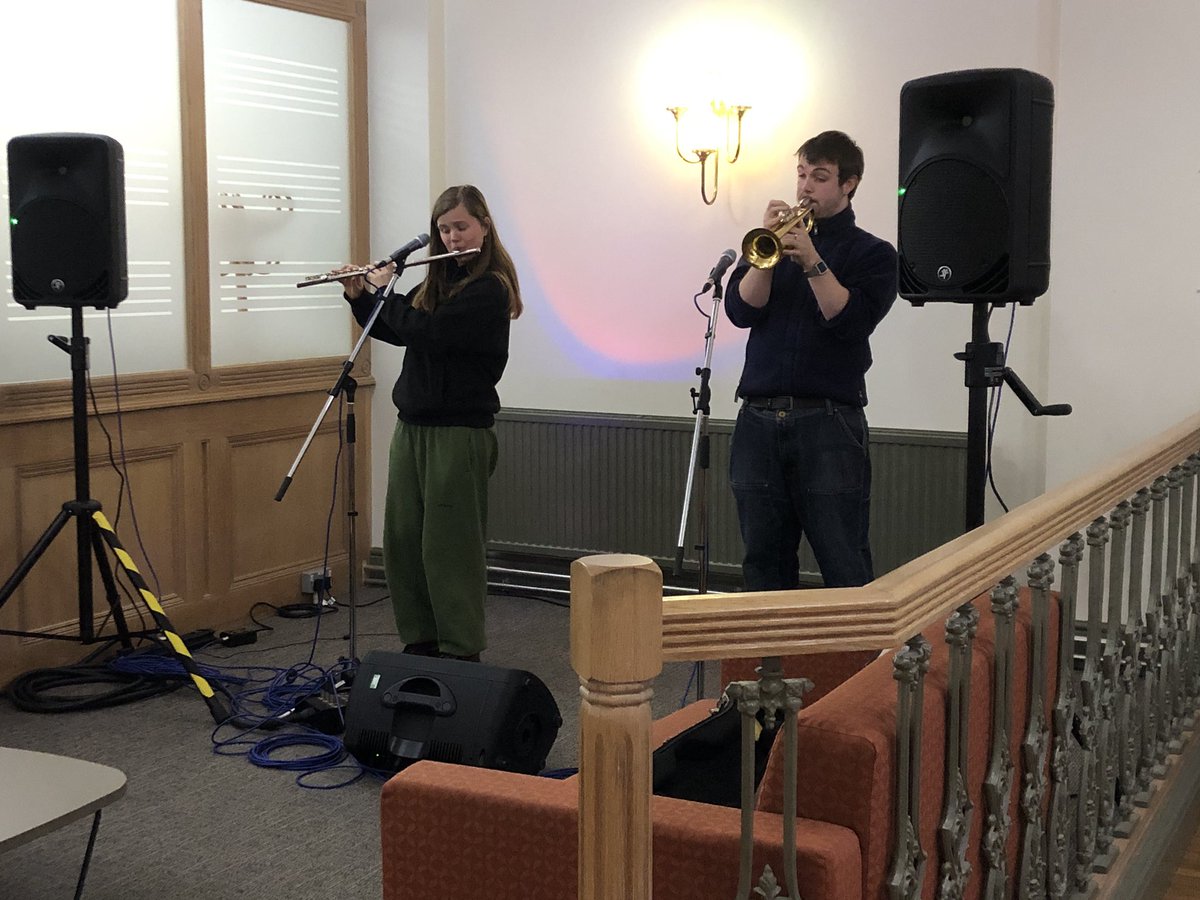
[276,267,403,679]
[674,275,727,701]
[276,246,478,687]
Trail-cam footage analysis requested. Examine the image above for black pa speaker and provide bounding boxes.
[7,133,127,309]
[897,68,1053,305]
[343,650,562,775]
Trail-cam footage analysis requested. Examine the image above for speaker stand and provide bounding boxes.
[955,301,1071,531]
[0,308,230,724]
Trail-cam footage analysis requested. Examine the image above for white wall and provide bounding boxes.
[363,0,1200,542]
[1046,0,1200,490]
[363,0,437,540]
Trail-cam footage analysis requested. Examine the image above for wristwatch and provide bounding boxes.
[805,260,829,278]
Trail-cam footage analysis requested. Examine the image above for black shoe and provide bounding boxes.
[401,641,439,656]
[438,651,481,663]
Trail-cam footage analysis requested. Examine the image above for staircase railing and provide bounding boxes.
[570,409,1200,900]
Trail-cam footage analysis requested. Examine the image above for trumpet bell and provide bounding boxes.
[742,228,784,269]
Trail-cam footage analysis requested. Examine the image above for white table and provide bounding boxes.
[0,746,127,896]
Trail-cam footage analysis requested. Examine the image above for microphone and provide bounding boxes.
[702,248,737,293]
[370,233,431,270]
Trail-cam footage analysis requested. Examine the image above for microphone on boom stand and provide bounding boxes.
[369,233,430,270]
[676,248,738,701]
[700,248,737,295]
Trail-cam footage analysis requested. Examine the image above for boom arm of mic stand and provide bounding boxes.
[275,273,399,501]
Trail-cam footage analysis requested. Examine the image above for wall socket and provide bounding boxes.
[300,568,333,595]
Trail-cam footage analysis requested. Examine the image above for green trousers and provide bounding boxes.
[382,420,497,657]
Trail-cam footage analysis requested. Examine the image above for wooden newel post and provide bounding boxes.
[571,553,664,900]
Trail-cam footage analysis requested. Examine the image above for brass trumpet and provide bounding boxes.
[741,200,816,270]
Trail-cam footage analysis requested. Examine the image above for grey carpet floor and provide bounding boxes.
[0,588,707,899]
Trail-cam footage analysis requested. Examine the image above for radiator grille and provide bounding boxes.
[485,409,967,583]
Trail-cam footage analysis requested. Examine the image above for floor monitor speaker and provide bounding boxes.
[7,133,127,309]
[343,650,562,775]
[898,68,1053,304]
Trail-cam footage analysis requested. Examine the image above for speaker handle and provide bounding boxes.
[383,676,458,716]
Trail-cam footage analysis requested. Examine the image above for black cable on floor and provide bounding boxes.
[5,663,183,713]
[276,603,339,619]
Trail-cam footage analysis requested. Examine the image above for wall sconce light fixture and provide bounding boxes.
[667,101,750,205]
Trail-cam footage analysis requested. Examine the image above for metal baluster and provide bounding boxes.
[888,635,932,900]
[1018,555,1054,899]
[1108,501,1138,836]
[1164,466,1184,754]
[1147,476,1169,777]
[727,658,812,900]
[983,577,1019,900]
[1188,455,1200,708]
[1075,517,1108,891]
[938,603,979,900]
[1186,455,1200,711]
[1047,534,1084,900]
[1095,503,1128,865]
[1127,489,1154,807]
[1175,459,1196,729]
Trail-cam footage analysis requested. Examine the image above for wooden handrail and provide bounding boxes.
[660,410,1200,660]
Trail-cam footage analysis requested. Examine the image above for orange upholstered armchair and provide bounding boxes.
[379,590,1055,899]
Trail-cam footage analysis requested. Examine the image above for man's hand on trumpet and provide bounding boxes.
[332,261,396,300]
[763,199,819,270]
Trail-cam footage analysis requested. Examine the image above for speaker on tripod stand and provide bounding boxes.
[896,69,1069,530]
[1,133,136,645]
[0,134,231,724]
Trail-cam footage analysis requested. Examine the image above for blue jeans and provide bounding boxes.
[729,401,873,589]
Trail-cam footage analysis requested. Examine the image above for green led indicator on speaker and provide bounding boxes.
[8,217,16,226]
[897,187,906,197]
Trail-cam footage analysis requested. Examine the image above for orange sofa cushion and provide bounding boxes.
[380,760,865,899]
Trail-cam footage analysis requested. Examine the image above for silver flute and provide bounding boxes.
[296,247,481,288]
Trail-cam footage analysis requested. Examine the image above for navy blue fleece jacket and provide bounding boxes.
[724,205,897,406]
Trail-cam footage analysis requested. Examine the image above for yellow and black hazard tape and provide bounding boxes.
[91,510,230,723]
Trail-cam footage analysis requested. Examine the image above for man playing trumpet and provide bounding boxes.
[725,130,897,590]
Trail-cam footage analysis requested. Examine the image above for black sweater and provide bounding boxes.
[724,206,897,407]
[347,268,510,427]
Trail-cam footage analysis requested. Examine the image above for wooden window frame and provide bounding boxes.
[0,0,371,426]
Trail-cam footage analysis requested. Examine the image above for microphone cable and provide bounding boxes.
[207,657,387,789]
[984,303,1019,514]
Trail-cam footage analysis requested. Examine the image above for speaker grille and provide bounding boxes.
[899,159,1009,295]
[6,133,126,309]
[427,740,463,764]
[355,728,391,762]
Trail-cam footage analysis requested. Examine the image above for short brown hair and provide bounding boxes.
[797,131,865,199]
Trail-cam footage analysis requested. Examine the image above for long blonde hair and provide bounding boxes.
[411,185,523,319]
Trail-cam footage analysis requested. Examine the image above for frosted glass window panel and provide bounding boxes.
[204,0,352,367]
[0,1,187,385]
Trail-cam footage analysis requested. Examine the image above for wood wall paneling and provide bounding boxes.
[0,388,372,685]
